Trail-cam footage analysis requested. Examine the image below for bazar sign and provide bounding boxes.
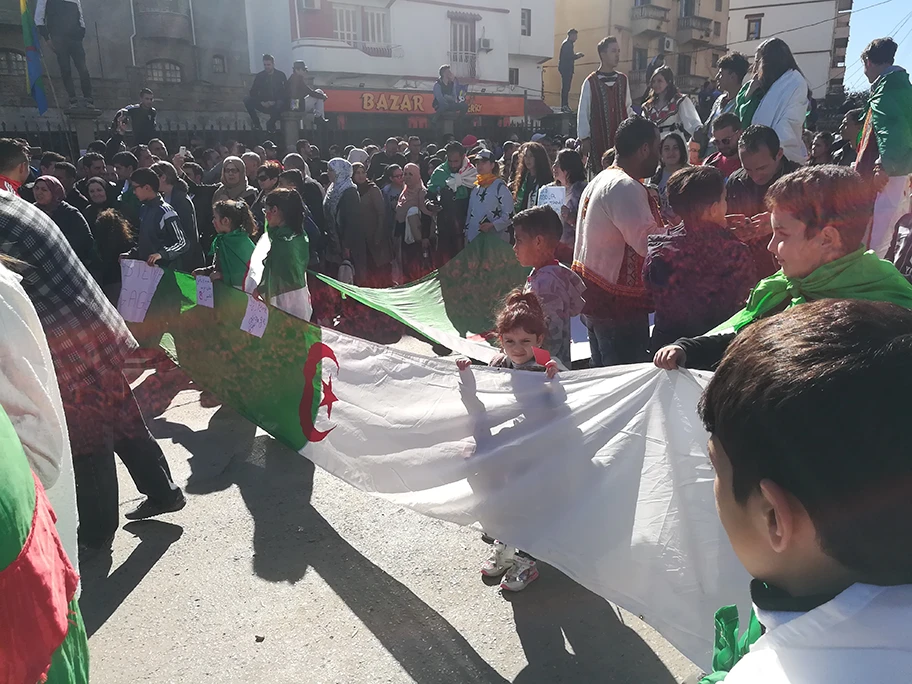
[324,89,524,117]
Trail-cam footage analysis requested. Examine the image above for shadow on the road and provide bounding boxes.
[506,565,678,683]
[80,520,183,638]
[220,434,510,683]
[151,404,257,496]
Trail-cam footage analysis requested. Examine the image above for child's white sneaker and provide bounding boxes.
[480,541,514,577]
[500,555,539,592]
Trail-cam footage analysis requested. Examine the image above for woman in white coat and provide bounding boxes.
[0,259,79,572]
[734,38,810,164]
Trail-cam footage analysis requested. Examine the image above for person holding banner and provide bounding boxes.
[0,192,185,551]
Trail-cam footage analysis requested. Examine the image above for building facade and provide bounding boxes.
[273,0,556,129]
[728,0,851,99]
[0,0,253,136]
[544,0,730,110]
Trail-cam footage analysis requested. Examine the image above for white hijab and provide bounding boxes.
[347,148,369,165]
[324,158,356,218]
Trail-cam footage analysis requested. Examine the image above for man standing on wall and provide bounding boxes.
[35,0,93,109]
[245,54,288,132]
[558,29,585,113]
[578,37,634,176]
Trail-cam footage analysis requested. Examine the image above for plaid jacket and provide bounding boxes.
[0,191,136,387]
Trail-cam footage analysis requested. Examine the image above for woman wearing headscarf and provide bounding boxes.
[32,175,99,278]
[212,156,257,207]
[396,162,435,282]
[352,161,392,287]
[347,148,370,166]
[322,158,360,278]
[734,38,810,163]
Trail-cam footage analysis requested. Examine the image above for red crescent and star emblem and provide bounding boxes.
[299,342,340,443]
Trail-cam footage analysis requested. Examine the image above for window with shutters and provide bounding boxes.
[333,4,360,44]
[521,8,532,36]
[0,50,26,78]
[364,8,390,45]
[677,53,692,76]
[146,60,182,83]
[449,19,477,78]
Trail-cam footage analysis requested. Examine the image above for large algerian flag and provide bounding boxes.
[314,233,531,362]
[124,264,750,670]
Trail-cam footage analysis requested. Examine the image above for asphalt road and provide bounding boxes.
[83,340,702,684]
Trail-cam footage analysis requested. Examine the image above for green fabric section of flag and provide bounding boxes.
[313,232,529,350]
[131,270,323,452]
[261,225,310,300]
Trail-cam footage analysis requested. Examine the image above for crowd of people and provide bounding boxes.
[2,24,912,681]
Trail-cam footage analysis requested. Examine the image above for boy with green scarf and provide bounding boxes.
[654,165,912,371]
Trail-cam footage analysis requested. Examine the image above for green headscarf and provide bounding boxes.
[715,248,912,333]
[209,229,256,288]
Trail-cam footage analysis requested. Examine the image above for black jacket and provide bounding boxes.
[165,184,204,270]
[368,152,408,184]
[559,39,577,74]
[250,70,288,103]
[122,105,157,146]
[48,201,99,278]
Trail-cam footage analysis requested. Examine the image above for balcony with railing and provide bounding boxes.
[676,73,706,93]
[631,4,671,36]
[676,15,713,45]
[448,52,477,80]
[629,69,650,91]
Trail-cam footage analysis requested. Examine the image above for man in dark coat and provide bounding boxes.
[245,54,288,132]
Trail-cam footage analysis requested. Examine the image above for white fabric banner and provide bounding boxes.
[301,329,752,670]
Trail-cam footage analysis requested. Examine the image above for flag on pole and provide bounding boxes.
[124,265,751,670]
[20,0,48,115]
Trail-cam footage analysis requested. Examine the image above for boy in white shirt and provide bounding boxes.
[697,298,912,683]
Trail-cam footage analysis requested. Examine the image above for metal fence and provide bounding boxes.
[3,116,565,161]
[0,120,79,158]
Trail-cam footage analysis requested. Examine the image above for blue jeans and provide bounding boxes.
[584,313,650,367]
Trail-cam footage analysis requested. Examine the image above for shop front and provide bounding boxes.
[321,88,526,131]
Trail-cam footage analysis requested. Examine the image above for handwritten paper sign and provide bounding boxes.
[536,185,566,217]
[240,296,269,338]
[117,259,164,323]
[195,275,214,308]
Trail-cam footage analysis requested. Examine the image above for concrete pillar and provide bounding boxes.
[280,112,301,155]
[66,108,103,152]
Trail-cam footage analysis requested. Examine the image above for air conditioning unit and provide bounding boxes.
[663,36,676,53]
[478,37,493,52]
